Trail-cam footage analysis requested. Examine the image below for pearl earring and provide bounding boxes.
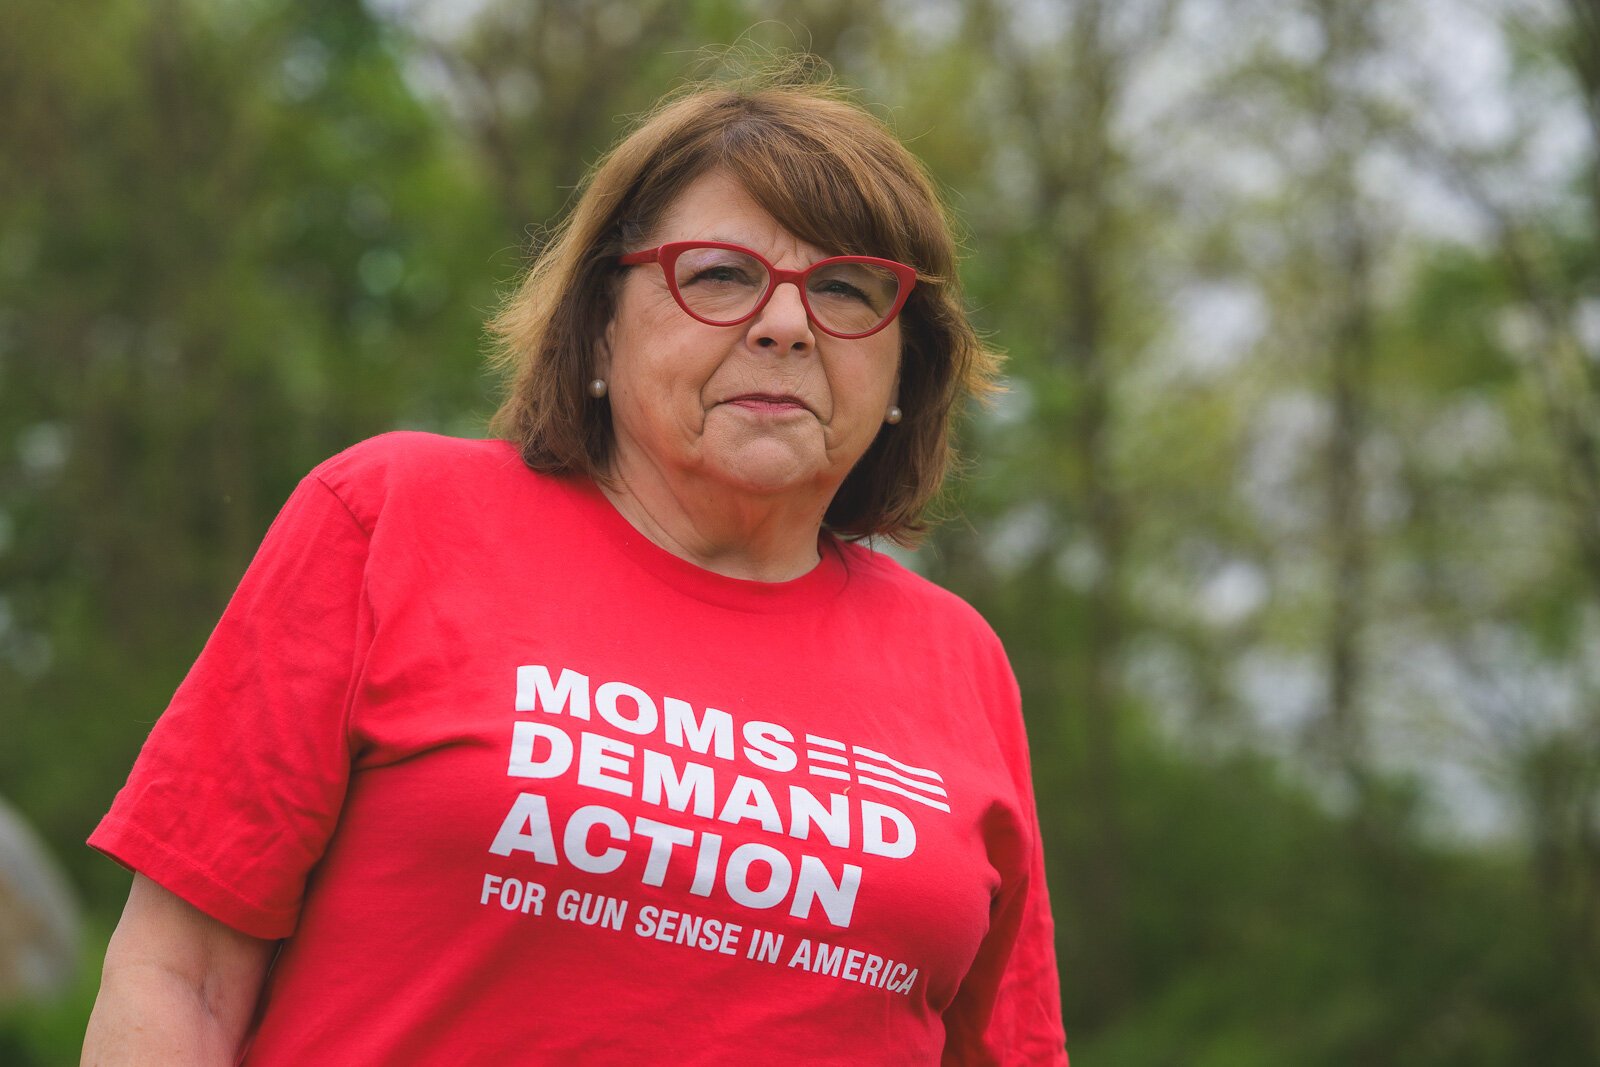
[885,406,903,425]
[588,379,608,398]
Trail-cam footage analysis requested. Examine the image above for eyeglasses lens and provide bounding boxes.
[671,245,901,336]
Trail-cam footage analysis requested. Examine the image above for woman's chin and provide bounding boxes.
[703,440,831,499]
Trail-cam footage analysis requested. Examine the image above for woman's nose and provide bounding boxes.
[747,281,815,351]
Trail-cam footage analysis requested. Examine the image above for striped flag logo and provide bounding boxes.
[802,734,950,814]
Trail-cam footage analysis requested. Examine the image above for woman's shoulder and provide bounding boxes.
[835,540,1007,653]
[835,543,1023,752]
[306,432,543,528]
[314,430,516,478]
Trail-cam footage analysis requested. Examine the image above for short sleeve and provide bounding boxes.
[89,473,373,939]
[941,660,1069,1065]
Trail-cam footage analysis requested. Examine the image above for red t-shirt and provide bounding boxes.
[91,432,1067,1065]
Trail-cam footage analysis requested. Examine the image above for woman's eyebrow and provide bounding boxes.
[700,235,836,263]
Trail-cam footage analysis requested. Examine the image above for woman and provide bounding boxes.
[84,75,1068,1065]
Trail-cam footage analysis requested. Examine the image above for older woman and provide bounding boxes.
[84,77,1067,1065]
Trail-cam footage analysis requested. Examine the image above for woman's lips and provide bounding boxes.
[724,393,810,414]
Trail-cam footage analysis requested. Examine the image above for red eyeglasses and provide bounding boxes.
[617,241,917,339]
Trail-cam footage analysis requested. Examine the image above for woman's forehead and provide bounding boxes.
[651,170,840,259]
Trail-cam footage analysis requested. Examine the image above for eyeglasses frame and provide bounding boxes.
[616,240,918,340]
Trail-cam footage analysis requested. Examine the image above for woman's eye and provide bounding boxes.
[681,257,762,287]
[809,263,896,310]
[812,278,874,305]
[694,267,749,284]
[812,275,889,308]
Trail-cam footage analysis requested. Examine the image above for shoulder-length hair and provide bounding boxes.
[487,73,999,544]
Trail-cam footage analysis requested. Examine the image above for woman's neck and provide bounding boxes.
[598,454,831,583]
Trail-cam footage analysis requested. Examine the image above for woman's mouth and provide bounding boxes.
[724,393,810,414]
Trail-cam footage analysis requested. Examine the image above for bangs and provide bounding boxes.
[705,102,948,279]
[720,131,892,259]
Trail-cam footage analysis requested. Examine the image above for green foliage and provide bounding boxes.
[2,0,1595,1061]
[1069,744,1574,1063]
[0,926,110,1067]
[0,0,502,909]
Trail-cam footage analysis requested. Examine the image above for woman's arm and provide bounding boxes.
[82,873,276,1066]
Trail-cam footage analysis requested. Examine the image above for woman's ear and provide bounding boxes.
[596,320,614,382]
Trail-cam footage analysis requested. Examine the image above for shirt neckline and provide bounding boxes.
[557,466,852,613]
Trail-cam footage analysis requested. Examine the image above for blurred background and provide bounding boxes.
[2,0,1598,1062]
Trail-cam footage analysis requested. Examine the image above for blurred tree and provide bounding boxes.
[1300,0,1381,800]
[950,0,1154,1022]
[3,0,1598,1062]
[376,0,707,236]
[0,0,502,910]
[1372,0,1600,1047]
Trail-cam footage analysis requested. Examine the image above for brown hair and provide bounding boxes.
[487,70,999,543]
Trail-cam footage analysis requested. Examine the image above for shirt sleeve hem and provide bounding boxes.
[88,816,298,941]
